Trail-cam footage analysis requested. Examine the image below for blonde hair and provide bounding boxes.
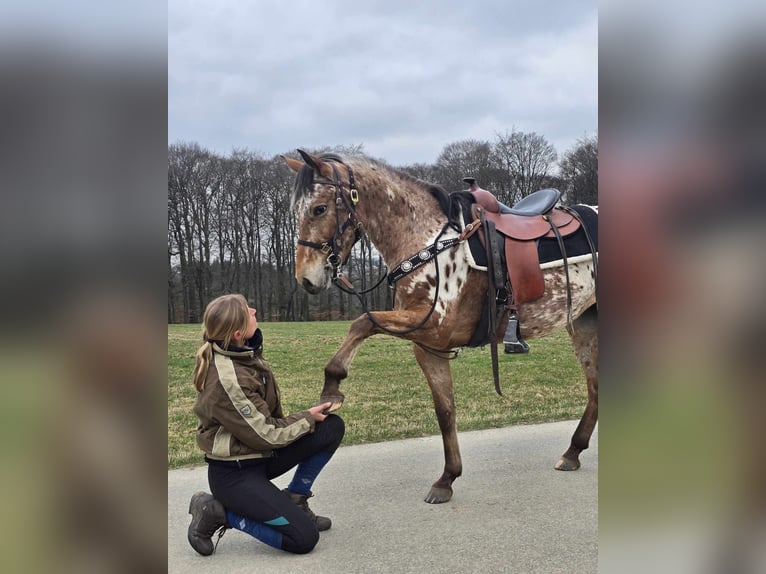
[192,294,250,391]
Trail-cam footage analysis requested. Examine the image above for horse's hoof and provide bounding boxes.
[320,396,344,414]
[424,486,453,504]
[554,456,581,471]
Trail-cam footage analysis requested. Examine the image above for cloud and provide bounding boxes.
[169,0,597,164]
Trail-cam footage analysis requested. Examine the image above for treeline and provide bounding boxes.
[168,131,597,323]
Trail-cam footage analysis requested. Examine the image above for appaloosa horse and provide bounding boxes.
[285,150,598,503]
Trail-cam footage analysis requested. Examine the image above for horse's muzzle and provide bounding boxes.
[301,277,322,294]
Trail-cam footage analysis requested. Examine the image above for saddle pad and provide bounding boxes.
[461,211,489,271]
[464,204,598,271]
[536,204,598,263]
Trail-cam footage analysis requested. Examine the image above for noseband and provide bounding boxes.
[297,160,363,282]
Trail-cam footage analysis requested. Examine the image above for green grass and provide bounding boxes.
[168,321,586,468]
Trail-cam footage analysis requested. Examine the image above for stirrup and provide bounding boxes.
[503,315,529,354]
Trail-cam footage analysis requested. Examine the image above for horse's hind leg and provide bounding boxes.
[556,304,599,471]
[413,344,462,503]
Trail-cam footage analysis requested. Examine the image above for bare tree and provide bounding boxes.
[492,129,558,204]
[168,142,218,322]
[398,162,440,184]
[168,233,179,322]
[168,132,582,323]
[434,139,494,191]
[211,155,237,294]
[559,135,598,205]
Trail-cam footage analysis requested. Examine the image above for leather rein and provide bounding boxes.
[296,159,461,341]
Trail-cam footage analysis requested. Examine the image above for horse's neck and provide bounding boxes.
[356,172,447,265]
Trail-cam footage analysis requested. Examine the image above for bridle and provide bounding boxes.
[296,159,364,283]
[294,156,458,340]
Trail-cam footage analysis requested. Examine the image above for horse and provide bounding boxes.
[284,150,598,504]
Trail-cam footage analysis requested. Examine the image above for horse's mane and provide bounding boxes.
[375,160,454,217]
[291,152,466,224]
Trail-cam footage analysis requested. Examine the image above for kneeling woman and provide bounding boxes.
[187,294,344,555]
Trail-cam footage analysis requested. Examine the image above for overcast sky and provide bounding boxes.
[169,0,597,166]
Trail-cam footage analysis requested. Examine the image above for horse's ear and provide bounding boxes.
[297,149,333,180]
[282,155,304,173]
[298,148,319,169]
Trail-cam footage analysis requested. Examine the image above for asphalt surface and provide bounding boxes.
[168,420,597,574]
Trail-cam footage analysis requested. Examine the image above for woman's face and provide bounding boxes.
[233,306,258,345]
[244,307,258,340]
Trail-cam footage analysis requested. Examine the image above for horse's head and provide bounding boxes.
[285,149,361,294]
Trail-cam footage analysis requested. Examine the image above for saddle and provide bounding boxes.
[465,179,581,305]
[460,178,593,392]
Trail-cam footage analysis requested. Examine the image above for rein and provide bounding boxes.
[296,159,463,340]
[345,218,455,337]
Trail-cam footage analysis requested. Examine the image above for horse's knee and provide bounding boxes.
[434,407,457,434]
[323,360,346,383]
[435,403,454,420]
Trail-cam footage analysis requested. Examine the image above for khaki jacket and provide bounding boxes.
[194,343,314,461]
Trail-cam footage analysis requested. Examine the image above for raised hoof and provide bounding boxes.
[320,396,344,414]
[554,457,581,471]
[424,486,453,504]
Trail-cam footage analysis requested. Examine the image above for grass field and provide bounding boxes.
[168,321,586,469]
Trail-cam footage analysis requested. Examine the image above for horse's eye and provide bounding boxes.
[312,205,327,217]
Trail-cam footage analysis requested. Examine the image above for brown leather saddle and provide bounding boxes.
[466,180,581,304]
[459,179,596,395]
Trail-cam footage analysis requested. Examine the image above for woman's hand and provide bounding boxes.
[308,402,333,422]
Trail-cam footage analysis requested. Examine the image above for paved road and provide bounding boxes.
[168,420,597,574]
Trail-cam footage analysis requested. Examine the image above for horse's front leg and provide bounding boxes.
[320,315,374,411]
[321,309,440,411]
[413,344,462,504]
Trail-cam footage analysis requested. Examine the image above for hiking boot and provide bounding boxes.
[187,491,227,556]
[282,489,332,531]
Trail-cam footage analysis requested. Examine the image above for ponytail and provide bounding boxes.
[192,340,213,392]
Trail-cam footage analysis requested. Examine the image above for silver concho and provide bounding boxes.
[401,260,413,272]
[419,250,431,260]
[436,241,444,250]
